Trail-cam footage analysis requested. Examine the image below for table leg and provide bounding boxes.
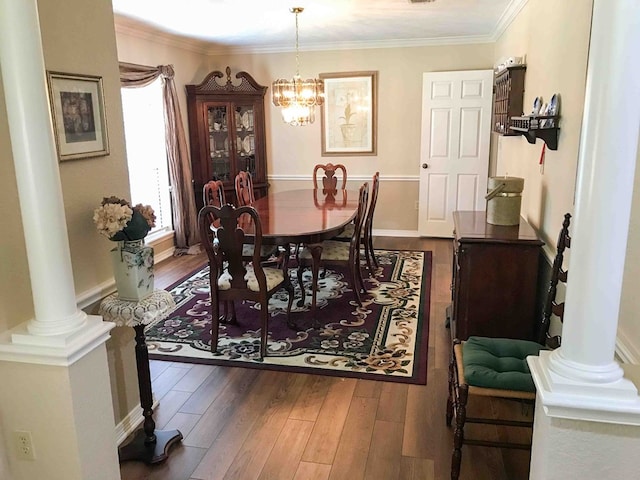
[118,324,183,465]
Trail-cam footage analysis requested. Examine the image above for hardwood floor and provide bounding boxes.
[120,237,532,480]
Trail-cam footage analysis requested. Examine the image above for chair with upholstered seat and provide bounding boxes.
[336,172,380,273]
[198,204,295,360]
[297,182,369,307]
[233,170,279,261]
[446,213,571,480]
[235,170,256,207]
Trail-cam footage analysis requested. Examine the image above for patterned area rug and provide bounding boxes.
[146,249,432,384]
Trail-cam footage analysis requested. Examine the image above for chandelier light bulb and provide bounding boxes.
[271,7,324,126]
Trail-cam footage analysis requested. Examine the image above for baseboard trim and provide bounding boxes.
[616,327,640,364]
[114,398,160,446]
[373,229,420,238]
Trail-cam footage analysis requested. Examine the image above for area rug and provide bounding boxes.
[145,249,432,384]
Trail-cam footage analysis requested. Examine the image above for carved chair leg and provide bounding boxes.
[451,384,468,480]
[259,295,268,361]
[284,282,296,330]
[349,261,363,306]
[369,233,378,269]
[296,263,306,307]
[212,297,221,355]
[446,350,455,426]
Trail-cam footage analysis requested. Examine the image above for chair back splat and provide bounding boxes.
[235,170,255,206]
[446,212,572,480]
[313,163,347,193]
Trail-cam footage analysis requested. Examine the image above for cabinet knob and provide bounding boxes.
[422,163,429,169]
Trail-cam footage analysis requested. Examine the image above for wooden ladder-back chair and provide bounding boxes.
[297,182,369,307]
[313,163,347,193]
[446,213,571,480]
[198,204,295,360]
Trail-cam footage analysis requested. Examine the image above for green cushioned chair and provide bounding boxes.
[446,213,572,480]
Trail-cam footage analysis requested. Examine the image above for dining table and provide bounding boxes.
[243,188,360,314]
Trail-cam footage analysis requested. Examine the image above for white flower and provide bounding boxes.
[93,203,133,239]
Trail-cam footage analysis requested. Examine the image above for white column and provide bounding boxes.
[527,3,640,475]
[0,0,86,336]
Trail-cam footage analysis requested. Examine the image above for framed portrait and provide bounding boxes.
[47,72,109,161]
[320,71,377,156]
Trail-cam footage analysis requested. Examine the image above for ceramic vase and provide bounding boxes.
[110,239,154,301]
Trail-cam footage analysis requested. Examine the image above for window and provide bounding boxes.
[120,79,173,237]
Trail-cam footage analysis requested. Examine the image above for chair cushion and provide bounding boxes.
[335,223,355,240]
[218,265,285,292]
[462,336,545,393]
[299,240,350,261]
[242,243,278,258]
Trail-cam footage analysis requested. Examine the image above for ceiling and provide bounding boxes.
[112,0,527,55]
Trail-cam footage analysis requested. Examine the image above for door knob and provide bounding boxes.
[422,163,429,169]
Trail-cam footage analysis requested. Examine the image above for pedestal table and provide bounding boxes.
[99,289,182,464]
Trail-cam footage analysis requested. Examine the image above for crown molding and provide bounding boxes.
[114,19,496,56]
[114,17,212,55]
[205,35,495,56]
[491,0,529,41]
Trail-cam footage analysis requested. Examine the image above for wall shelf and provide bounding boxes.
[510,115,560,150]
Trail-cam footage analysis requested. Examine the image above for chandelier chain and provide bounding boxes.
[295,10,300,76]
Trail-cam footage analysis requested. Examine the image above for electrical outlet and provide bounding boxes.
[13,431,35,461]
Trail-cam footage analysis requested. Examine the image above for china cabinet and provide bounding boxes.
[493,65,526,136]
[449,211,543,341]
[187,67,268,210]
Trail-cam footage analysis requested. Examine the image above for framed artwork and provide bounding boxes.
[320,71,377,156]
[47,71,109,161]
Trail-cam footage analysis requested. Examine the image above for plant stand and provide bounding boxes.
[99,289,181,464]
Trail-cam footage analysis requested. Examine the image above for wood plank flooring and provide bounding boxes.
[120,237,532,480]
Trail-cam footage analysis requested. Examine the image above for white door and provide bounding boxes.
[418,70,493,237]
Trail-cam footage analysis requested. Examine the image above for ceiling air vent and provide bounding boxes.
[409,0,436,3]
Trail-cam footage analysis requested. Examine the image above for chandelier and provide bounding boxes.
[272,7,324,126]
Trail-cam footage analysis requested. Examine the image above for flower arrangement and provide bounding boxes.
[93,196,156,242]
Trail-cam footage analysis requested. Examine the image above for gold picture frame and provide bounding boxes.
[47,71,109,161]
[320,71,377,156]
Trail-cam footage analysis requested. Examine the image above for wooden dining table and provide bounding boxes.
[244,188,360,314]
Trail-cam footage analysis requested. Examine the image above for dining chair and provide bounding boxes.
[336,172,380,273]
[198,204,295,360]
[446,213,571,480]
[297,182,369,307]
[313,163,347,194]
[235,170,255,206]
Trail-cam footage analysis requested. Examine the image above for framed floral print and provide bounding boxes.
[320,71,377,156]
[47,71,109,161]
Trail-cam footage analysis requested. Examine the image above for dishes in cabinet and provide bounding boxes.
[243,135,254,154]
[241,111,251,130]
[236,136,242,152]
[235,111,241,130]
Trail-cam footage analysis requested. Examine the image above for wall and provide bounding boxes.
[618,135,640,362]
[493,0,593,248]
[209,44,494,232]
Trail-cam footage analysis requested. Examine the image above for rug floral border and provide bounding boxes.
[146,249,432,385]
